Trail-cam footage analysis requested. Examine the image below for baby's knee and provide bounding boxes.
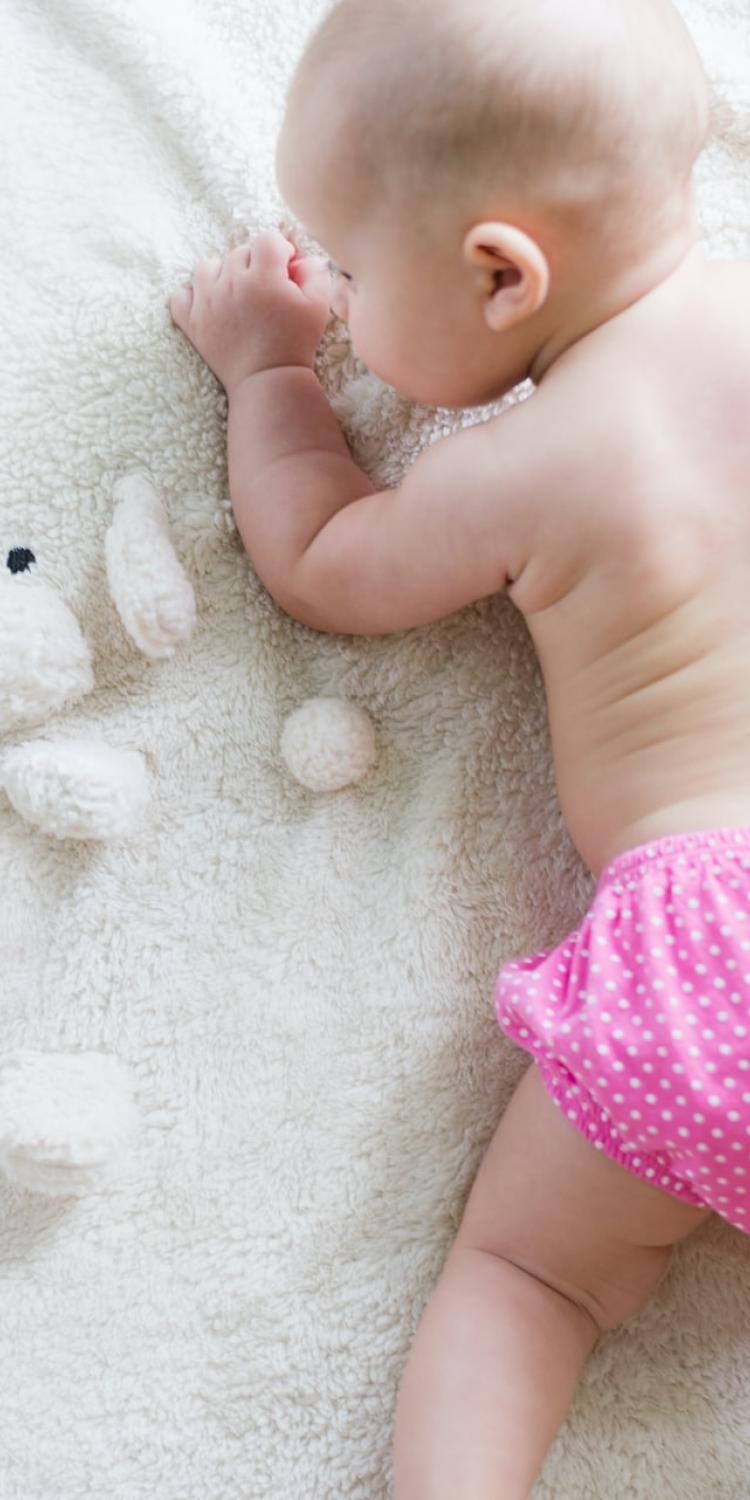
[572,1241,674,1332]
[456,1235,674,1335]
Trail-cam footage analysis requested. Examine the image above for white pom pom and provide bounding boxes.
[1,739,150,839]
[0,1051,141,1197]
[280,697,377,791]
[0,571,93,734]
[106,471,197,659]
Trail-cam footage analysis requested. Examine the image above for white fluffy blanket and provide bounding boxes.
[1,1,749,1495]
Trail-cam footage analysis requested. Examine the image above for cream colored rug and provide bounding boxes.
[1,1,748,1495]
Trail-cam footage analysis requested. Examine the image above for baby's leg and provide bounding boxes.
[392,1063,711,1500]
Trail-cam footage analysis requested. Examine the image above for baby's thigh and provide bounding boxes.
[454,1063,712,1331]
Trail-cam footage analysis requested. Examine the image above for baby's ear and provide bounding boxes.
[463,222,550,332]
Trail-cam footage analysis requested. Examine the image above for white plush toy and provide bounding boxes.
[0,472,195,1196]
[0,471,378,1196]
[0,472,196,840]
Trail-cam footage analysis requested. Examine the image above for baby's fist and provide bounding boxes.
[169,230,333,394]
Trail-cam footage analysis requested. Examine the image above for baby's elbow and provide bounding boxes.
[272,588,342,635]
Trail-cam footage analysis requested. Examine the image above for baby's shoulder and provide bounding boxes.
[496,368,674,614]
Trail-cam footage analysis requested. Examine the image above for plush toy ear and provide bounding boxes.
[106,472,197,659]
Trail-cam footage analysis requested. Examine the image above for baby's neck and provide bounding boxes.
[530,223,702,385]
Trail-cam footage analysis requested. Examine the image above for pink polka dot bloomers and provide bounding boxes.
[495,827,750,1232]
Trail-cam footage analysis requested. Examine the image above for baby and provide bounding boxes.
[169,0,750,1493]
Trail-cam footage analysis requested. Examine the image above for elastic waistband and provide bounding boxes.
[597,825,750,890]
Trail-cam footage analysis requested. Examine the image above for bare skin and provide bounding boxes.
[168,10,749,1491]
[505,251,750,876]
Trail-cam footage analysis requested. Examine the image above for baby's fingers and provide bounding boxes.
[290,254,330,292]
[169,254,221,326]
[250,228,296,276]
[168,285,193,331]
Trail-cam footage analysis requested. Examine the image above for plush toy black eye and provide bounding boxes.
[6,547,36,574]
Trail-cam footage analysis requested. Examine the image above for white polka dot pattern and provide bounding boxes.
[495,828,750,1232]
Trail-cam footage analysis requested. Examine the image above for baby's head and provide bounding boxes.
[276,0,709,407]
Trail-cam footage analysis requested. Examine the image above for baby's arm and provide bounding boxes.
[169,231,546,635]
[227,372,544,635]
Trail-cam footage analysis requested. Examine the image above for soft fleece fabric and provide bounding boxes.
[0,1,749,1496]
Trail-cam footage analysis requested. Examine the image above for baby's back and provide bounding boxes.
[507,255,750,876]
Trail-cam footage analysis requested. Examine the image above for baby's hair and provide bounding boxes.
[289,0,710,255]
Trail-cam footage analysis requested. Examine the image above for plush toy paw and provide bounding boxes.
[0,1051,141,1197]
[0,739,150,839]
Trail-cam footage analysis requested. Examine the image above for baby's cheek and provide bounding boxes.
[330,284,349,322]
[355,325,411,389]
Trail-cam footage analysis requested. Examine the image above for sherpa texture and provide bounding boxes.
[0,1,749,1496]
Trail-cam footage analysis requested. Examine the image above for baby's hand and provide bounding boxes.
[168,229,332,395]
